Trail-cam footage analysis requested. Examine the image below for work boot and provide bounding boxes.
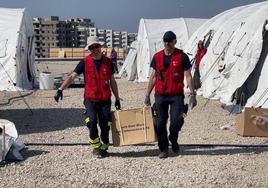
[97,150,109,158]
[92,148,99,155]
[171,143,180,154]
[158,150,168,158]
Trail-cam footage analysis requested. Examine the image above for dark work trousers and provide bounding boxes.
[84,100,111,146]
[155,94,184,152]
[193,68,201,89]
[112,60,119,73]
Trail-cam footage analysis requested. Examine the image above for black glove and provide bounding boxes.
[54,89,63,102]
[189,95,197,110]
[115,99,121,110]
[144,96,151,106]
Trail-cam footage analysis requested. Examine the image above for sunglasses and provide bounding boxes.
[88,44,101,50]
[163,39,174,43]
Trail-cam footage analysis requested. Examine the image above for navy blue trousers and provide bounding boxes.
[154,94,185,151]
[84,100,111,145]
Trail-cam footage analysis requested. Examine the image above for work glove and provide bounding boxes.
[115,99,121,110]
[144,96,151,106]
[54,88,63,102]
[189,95,197,110]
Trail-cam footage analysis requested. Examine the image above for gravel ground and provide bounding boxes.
[0,62,268,188]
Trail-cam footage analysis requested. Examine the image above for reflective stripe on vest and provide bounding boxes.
[154,49,184,95]
[84,55,112,101]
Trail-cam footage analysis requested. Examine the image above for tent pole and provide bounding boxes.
[2,125,6,161]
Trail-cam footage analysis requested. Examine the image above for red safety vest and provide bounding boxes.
[84,55,111,101]
[154,49,184,95]
[195,48,206,69]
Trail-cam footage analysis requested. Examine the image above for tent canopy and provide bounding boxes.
[120,17,207,82]
[0,8,35,91]
[184,1,268,108]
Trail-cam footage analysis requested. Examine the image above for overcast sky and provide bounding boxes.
[0,0,266,32]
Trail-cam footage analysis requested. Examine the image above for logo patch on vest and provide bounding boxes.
[172,61,179,66]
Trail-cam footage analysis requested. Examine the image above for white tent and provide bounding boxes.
[118,41,137,81]
[0,119,25,162]
[119,18,207,82]
[185,3,253,79]
[246,60,268,108]
[184,1,268,107]
[245,22,268,108]
[184,3,252,57]
[0,8,36,91]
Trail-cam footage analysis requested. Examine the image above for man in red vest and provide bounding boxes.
[145,31,197,158]
[193,40,207,89]
[54,36,121,158]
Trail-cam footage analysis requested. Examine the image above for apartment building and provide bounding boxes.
[88,29,136,48]
[33,16,137,58]
[33,16,64,58]
[65,18,95,48]
[127,33,137,46]
[105,29,113,47]
[33,16,95,58]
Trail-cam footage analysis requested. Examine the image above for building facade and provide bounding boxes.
[33,16,137,58]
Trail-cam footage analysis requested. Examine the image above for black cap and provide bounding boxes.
[163,31,176,41]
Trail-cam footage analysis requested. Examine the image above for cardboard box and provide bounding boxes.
[111,107,157,146]
[236,107,268,137]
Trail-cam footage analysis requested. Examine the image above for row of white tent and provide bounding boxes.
[0,3,267,109]
[120,1,268,109]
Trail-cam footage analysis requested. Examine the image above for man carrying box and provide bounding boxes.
[145,31,197,158]
[54,36,121,158]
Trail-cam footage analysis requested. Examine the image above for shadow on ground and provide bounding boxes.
[109,145,268,158]
[22,142,268,158]
[20,147,49,159]
[0,108,85,135]
[0,148,49,166]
